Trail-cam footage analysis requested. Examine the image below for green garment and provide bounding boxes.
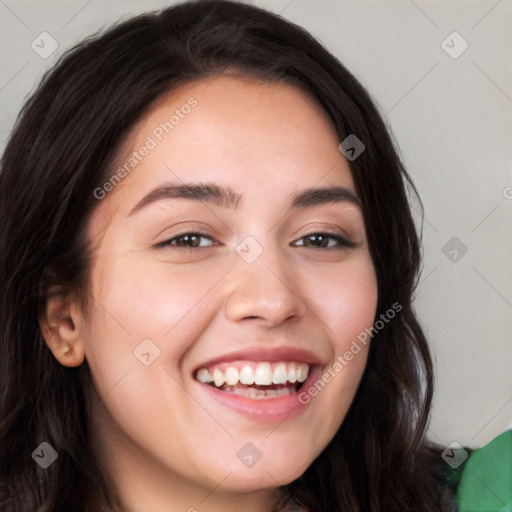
[450,429,512,512]
[279,430,512,511]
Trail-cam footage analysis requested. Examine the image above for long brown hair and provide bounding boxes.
[0,1,455,510]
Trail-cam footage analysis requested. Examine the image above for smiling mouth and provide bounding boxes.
[194,361,310,399]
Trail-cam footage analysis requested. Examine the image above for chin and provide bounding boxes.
[224,451,315,492]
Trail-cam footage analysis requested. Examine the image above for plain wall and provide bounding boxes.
[1,0,511,449]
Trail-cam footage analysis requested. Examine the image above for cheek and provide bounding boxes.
[93,250,233,328]
[300,253,378,341]
[296,255,377,435]
[83,253,232,383]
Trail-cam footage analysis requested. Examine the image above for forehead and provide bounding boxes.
[103,74,355,213]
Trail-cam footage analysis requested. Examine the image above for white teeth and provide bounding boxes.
[224,367,239,386]
[296,363,309,383]
[213,368,225,387]
[254,362,273,385]
[272,362,287,385]
[197,368,213,383]
[232,386,295,399]
[234,386,258,399]
[196,361,312,389]
[239,365,255,385]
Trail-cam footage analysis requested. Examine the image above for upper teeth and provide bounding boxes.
[196,361,310,387]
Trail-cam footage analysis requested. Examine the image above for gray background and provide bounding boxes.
[1,0,511,449]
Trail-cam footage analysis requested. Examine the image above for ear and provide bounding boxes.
[39,295,85,367]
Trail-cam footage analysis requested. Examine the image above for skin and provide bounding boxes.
[42,74,378,512]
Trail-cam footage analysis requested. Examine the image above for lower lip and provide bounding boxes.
[195,366,321,423]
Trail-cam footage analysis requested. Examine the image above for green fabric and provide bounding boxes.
[456,429,512,512]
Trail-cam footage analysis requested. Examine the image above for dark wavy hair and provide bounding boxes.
[0,1,455,510]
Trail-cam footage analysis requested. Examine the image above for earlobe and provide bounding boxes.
[39,296,85,367]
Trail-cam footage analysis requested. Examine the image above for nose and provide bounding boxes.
[225,254,308,327]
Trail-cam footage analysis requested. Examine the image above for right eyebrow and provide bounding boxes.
[128,182,242,216]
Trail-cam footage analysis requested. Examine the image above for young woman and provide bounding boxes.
[0,1,464,510]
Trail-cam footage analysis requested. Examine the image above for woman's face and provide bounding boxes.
[83,74,378,503]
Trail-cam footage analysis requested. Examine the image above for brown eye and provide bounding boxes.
[303,234,330,248]
[156,233,216,250]
[175,234,202,248]
[294,233,356,250]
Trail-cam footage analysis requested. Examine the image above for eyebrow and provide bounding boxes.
[128,182,361,216]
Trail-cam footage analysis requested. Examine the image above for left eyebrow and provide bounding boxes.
[127,181,361,217]
[289,186,362,210]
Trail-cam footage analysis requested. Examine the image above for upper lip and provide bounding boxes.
[194,346,325,371]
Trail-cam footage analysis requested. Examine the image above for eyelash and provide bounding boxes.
[155,231,357,252]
